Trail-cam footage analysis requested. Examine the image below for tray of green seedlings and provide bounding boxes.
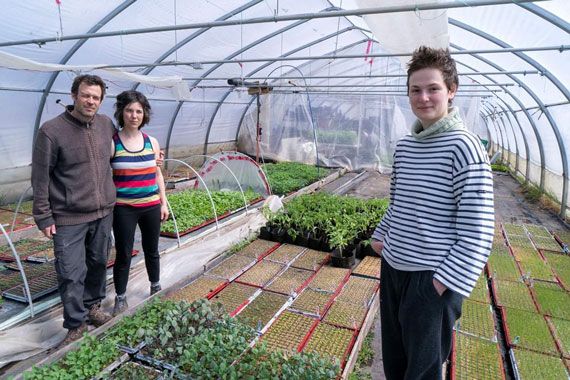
[308,266,350,293]
[542,251,570,291]
[206,254,257,280]
[502,223,527,237]
[455,299,497,341]
[0,262,56,292]
[234,239,280,260]
[336,276,379,308]
[532,281,570,320]
[468,276,490,304]
[1,200,34,215]
[108,361,163,379]
[512,246,556,282]
[507,234,534,249]
[289,288,334,318]
[547,317,570,358]
[0,239,53,261]
[510,348,569,380]
[236,260,285,288]
[168,275,227,304]
[452,332,504,380]
[236,291,290,331]
[492,279,536,312]
[491,242,510,255]
[264,267,314,296]
[302,322,355,368]
[533,236,563,253]
[352,256,381,279]
[487,251,522,282]
[501,307,558,355]
[209,282,259,316]
[524,224,553,239]
[291,249,330,271]
[3,269,59,302]
[322,300,367,330]
[265,244,306,265]
[261,310,317,353]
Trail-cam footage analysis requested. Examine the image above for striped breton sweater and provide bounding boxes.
[373,108,494,297]
[111,132,161,208]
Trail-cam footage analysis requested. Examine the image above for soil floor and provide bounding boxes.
[323,170,569,380]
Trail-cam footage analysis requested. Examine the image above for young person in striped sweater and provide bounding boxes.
[371,46,495,379]
[110,90,169,316]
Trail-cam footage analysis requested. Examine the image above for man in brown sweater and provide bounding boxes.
[32,74,115,346]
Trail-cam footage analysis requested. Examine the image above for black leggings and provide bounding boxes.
[113,204,161,295]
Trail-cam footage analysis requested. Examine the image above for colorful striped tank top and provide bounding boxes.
[111,132,160,207]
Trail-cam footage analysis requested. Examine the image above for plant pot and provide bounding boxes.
[272,228,286,243]
[331,254,355,269]
[308,236,322,250]
[320,239,333,253]
[284,230,295,244]
[259,226,272,240]
[355,243,365,259]
[295,232,309,248]
[332,245,355,258]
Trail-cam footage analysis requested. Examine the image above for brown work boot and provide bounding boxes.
[59,323,88,348]
[87,303,111,327]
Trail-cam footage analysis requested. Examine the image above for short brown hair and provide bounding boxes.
[406,46,458,93]
[114,90,152,129]
[71,74,106,100]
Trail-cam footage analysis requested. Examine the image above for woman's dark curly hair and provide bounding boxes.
[114,90,151,129]
[406,46,459,93]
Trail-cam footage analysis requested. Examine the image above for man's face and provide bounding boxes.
[71,83,102,121]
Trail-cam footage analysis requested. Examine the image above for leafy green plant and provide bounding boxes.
[262,162,330,195]
[491,163,509,172]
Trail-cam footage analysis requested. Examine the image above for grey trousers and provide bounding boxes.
[380,258,463,380]
[53,213,112,329]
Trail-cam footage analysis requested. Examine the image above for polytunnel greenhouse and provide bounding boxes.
[0,0,569,378]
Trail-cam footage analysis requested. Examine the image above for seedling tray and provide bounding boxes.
[455,299,496,341]
[302,322,357,369]
[532,236,563,253]
[351,256,380,279]
[322,300,367,330]
[0,262,56,292]
[291,249,330,271]
[501,307,559,355]
[168,275,227,304]
[234,239,280,260]
[308,266,351,293]
[511,246,556,282]
[261,310,317,353]
[206,254,256,281]
[546,316,570,358]
[510,348,569,380]
[507,234,534,249]
[451,332,505,380]
[491,279,536,312]
[264,266,314,295]
[336,276,379,308]
[236,291,289,330]
[0,239,53,262]
[531,281,570,320]
[502,223,526,237]
[524,224,553,239]
[107,360,164,380]
[265,244,306,264]
[209,282,259,315]
[542,251,570,291]
[289,288,334,318]
[486,252,522,282]
[235,260,285,288]
[3,270,58,302]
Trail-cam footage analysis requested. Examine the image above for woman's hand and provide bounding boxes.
[371,240,384,256]
[160,204,169,222]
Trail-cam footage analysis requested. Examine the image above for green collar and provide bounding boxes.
[411,107,464,140]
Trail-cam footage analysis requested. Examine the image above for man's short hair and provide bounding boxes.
[406,46,459,93]
[71,74,106,100]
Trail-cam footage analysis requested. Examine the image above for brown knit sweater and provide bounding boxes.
[32,108,116,230]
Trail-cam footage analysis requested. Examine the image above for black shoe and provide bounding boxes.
[150,283,162,295]
[112,295,128,317]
